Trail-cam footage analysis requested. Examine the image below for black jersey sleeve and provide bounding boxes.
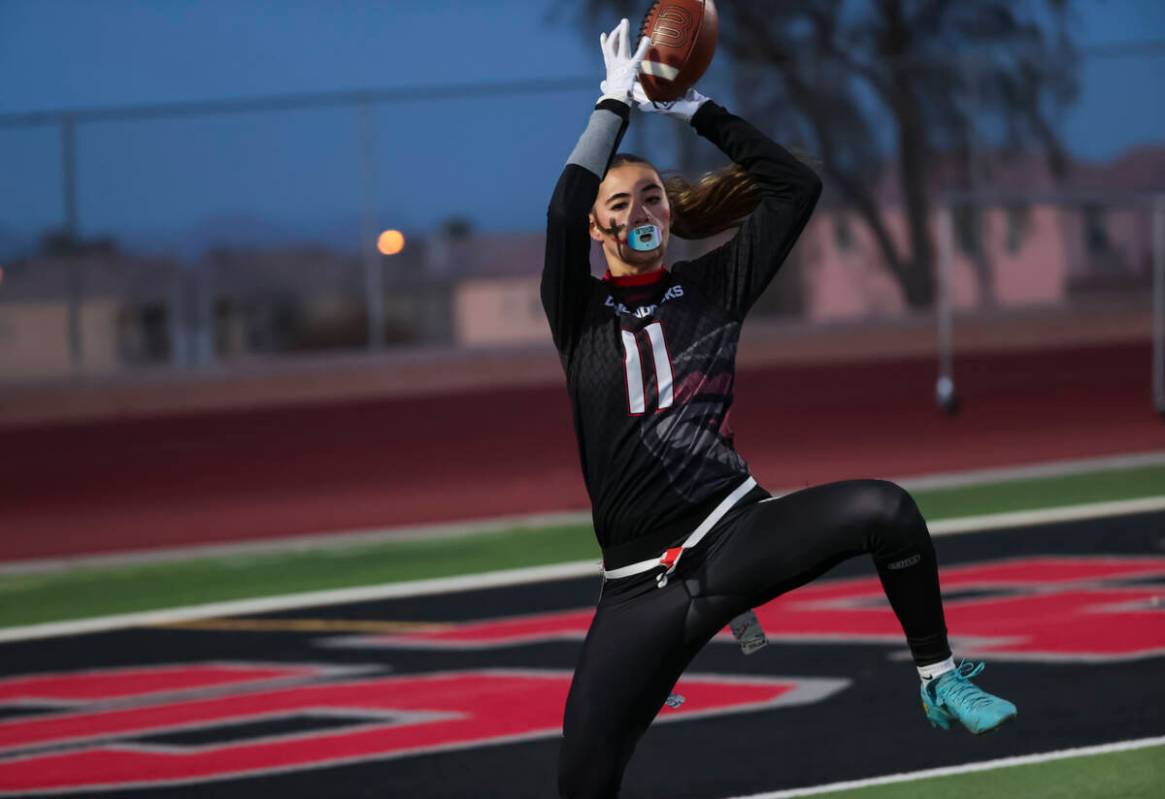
[542,99,631,354]
[672,101,822,319]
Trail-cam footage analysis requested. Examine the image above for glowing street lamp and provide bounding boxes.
[377,229,405,256]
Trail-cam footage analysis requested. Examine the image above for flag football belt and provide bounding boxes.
[601,476,758,589]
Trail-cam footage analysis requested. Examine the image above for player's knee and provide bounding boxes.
[859,480,927,548]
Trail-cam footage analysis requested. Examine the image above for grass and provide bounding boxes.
[0,523,599,628]
[806,743,1165,799]
[910,464,1165,520]
[2,463,1162,629]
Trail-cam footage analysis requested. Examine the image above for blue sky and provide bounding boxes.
[0,0,1162,258]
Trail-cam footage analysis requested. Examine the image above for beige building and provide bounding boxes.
[3,148,1160,380]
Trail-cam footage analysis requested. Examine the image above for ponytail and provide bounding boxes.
[663,165,762,240]
[609,153,760,240]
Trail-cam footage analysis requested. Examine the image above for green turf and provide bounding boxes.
[1,463,1162,629]
[0,523,599,628]
[911,464,1165,520]
[809,743,1165,799]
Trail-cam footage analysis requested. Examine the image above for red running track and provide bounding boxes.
[1,342,1162,562]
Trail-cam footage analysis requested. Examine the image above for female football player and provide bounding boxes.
[543,20,1016,798]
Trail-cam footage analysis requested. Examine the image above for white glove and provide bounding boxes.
[631,81,711,123]
[598,18,651,105]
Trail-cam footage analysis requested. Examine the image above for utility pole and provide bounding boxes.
[62,116,84,370]
[359,101,384,350]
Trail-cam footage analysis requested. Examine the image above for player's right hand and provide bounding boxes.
[631,81,710,123]
[598,18,651,106]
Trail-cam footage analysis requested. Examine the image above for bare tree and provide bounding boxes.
[557,0,1077,307]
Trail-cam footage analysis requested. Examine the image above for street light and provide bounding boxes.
[377,229,405,256]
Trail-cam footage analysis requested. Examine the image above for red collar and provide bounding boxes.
[603,268,668,287]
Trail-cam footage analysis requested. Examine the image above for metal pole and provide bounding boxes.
[61,116,84,370]
[62,118,78,237]
[359,102,384,351]
[935,203,958,414]
[1153,193,1165,417]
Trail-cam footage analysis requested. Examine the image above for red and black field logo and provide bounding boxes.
[1,555,1162,794]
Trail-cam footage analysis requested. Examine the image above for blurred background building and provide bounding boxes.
[0,0,1162,420]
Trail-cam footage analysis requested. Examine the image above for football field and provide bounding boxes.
[2,470,1163,797]
[4,4,1165,796]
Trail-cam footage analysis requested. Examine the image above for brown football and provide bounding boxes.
[638,0,719,102]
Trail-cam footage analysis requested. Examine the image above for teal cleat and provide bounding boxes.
[921,661,1017,735]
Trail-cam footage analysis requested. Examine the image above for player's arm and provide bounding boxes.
[652,90,822,318]
[542,100,630,352]
[542,19,647,353]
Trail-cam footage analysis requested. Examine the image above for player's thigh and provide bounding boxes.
[559,585,695,796]
[702,480,910,602]
[562,584,692,739]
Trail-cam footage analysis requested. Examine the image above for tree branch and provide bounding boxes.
[731,10,908,281]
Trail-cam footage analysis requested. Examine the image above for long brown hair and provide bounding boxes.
[608,153,761,240]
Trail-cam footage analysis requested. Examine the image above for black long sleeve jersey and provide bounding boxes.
[542,98,822,570]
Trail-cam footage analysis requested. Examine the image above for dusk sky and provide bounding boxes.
[1,0,1163,259]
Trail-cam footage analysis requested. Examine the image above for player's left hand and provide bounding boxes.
[598,18,651,106]
[631,81,711,122]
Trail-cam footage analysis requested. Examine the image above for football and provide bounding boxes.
[638,0,719,102]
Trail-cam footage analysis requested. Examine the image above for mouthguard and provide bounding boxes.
[628,224,662,252]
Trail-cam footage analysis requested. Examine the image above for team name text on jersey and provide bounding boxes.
[604,283,685,318]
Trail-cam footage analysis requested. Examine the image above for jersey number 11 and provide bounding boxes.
[620,322,674,415]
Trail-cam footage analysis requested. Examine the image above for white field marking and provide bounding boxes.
[0,561,600,644]
[3,494,1165,645]
[5,449,1163,576]
[0,510,593,576]
[927,495,1165,536]
[894,449,1165,491]
[722,735,1165,799]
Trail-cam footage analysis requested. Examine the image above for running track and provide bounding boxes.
[2,342,1162,561]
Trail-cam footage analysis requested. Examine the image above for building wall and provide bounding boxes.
[0,299,120,380]
[797,203,1129,321]
[1,201,1150,373]
[454,276,546,347]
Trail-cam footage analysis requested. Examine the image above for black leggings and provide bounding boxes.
[558,480,950,799]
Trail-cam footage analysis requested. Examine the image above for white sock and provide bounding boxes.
[918,656,956,683]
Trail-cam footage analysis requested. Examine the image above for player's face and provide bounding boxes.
[589,163,671,268]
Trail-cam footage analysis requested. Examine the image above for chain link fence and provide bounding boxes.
[1,47,1161,410]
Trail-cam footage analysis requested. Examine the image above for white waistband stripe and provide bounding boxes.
[602,477,758,580]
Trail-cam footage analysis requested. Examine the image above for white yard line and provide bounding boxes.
[2,494,1165,644]
[928,495,1165,535]
[894,449,1165,491]
[0,561,600,644]
[4,450,1163,576]
[722,735,1165,798]
[0,511,593,576]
